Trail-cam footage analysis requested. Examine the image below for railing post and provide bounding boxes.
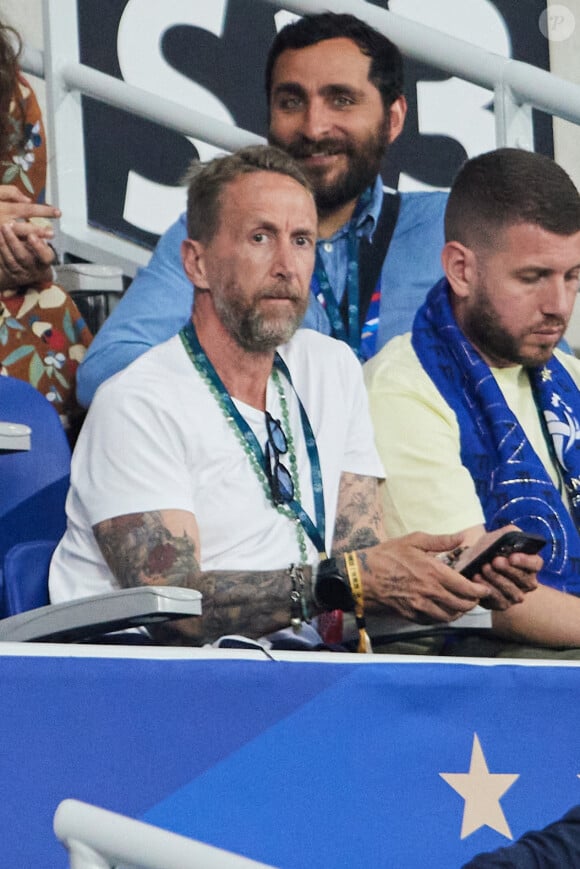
[65,838,111,869]
[494,80,535,151]
[41,0,89,265]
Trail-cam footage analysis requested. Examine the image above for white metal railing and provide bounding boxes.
[279,0,580,130]
[54,799,278,869]
[23,0,580,277]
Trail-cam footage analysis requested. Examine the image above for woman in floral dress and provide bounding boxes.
[0,18,92,441]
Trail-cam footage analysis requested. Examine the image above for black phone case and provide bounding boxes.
[460,531,546,579]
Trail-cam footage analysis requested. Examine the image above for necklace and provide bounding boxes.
[179,324,324,563]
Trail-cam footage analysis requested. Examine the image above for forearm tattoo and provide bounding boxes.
[93,512,317,645]
[356,550,371,576]
[332,473,384,555]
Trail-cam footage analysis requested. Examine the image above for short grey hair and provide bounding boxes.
[184,145,314,242]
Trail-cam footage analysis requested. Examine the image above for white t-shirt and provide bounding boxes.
[49,329,384,603]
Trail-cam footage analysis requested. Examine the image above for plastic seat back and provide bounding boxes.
[0,377,71,564]
[2,539,55,616]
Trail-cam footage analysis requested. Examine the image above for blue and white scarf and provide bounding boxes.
[412,278,580,592]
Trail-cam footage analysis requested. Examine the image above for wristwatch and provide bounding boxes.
[314,558,355,612]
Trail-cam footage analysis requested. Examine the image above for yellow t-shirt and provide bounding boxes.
[364,334,580,538]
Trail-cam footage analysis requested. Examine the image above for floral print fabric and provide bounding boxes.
[1,73,47,201]
[0,283,91,426]
[0,72,92,433]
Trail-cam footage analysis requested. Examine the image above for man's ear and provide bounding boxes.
[441,240,477,299]
[387,95,407,145]
[181,238,209,289]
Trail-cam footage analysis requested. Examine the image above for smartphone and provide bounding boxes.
[460,531,546,579]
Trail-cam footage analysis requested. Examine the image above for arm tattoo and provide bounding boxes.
[357,550,371,575]
[94,512,198,590]
[93,512,319,645]
[331,472,385,555]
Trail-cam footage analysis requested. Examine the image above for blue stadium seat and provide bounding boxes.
[2,539,55,616]
[0,377,70,617]
[0,377,70,557]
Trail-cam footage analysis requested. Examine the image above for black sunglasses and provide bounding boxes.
[264,411,294,505]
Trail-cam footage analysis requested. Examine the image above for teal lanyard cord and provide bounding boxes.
[313,227,360,349]
[311,187,374,354]
[180,321,327,554]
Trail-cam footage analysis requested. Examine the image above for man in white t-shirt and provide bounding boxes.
[49,146,539,646]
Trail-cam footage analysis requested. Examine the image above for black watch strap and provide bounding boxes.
[315,558,355,612]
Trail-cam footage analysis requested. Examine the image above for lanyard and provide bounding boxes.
[312,228,360,349]
[312,187,380,359]
[180,321,327,555]
[272,352,326,552]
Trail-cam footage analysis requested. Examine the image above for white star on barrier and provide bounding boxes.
[440,733,519,839]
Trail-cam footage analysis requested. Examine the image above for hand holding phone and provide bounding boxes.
[458,530,546,579]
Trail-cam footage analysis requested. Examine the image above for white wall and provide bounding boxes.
[2,0,44,95]
[548,0,580,189]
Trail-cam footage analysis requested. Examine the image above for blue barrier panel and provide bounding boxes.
[1,652,580,867]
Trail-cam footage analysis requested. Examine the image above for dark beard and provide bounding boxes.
[463,291,564,368]
[269,120,388,215]
[464,301,524,365]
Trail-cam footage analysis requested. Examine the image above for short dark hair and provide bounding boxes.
[184,144,313,242]
[445,147,580,249]
[265,12,404,112]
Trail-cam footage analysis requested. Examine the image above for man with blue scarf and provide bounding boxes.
[366,148,580,655]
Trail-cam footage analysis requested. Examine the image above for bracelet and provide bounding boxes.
[344,551,372,654]
[310,558,320,608]
[289,564,310,632]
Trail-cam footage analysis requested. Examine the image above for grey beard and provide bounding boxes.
[215,293,306,353]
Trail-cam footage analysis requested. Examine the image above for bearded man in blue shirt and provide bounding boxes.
[77,12,447,406]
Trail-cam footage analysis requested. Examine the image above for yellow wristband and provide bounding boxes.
[344,551,372,654]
